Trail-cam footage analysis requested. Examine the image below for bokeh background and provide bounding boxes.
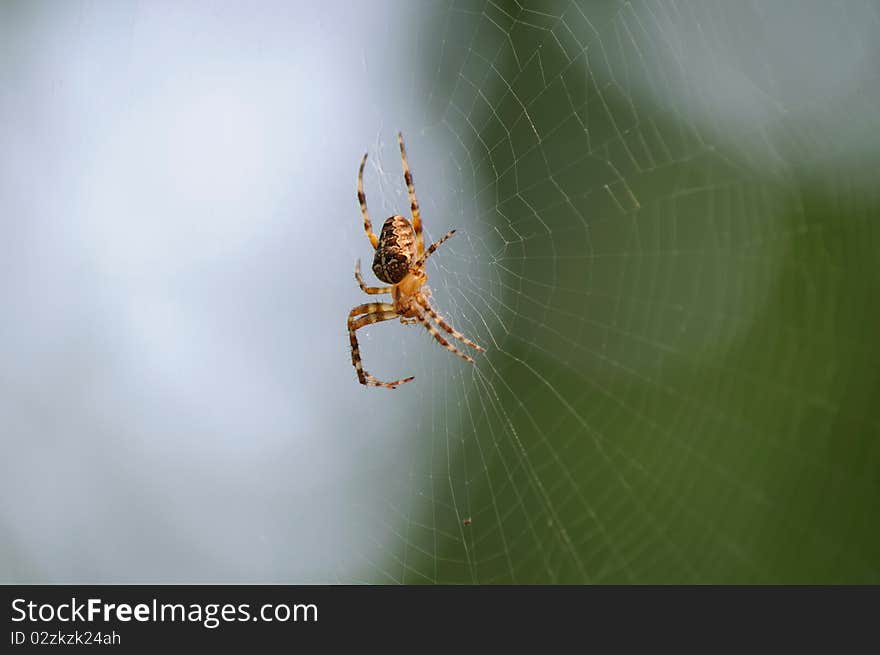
[1,0,878,583]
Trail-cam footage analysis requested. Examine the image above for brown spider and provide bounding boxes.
[348,132,484,389]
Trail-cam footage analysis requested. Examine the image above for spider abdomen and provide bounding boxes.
[372,215,416,284]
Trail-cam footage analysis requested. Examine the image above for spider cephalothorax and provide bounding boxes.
[347,132,484,389]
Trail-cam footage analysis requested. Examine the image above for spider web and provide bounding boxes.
[2,0,878,586]
[342,0,880,584]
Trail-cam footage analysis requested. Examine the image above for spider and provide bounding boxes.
[348,132,484,389]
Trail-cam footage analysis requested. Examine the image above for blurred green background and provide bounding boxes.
[357,0,880,583]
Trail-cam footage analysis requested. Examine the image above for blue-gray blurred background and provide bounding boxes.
[2,1,878,583]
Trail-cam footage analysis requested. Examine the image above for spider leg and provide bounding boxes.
[398,132,423,258]
[420,300,485,352]
[358,153,379,250]
[413,229,456,270]
[355,259,392,295]
[415,309,475,364]
[348,303,414,389]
